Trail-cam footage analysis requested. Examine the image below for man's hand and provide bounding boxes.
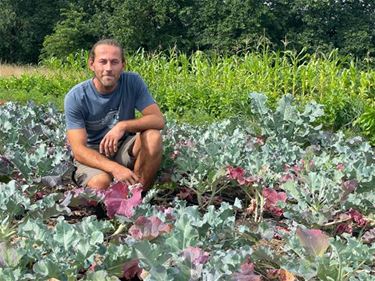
[111,164,140,186]
[100,124,125,157]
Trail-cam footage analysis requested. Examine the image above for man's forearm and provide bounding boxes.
[117,114,164,133]
[73,146,120,174]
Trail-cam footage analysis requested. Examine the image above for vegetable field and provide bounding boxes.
[0,93,374,280]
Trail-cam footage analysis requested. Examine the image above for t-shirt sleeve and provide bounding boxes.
[64,91,85,130]
[132,74,156,112]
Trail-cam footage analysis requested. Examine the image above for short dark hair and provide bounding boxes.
[89,39,125,62]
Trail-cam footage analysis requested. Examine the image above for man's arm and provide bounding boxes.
[122,103,164,132]
[67,128,139,184]
[67,129,121,172]
[99,103,164,156]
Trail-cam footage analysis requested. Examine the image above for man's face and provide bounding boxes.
[89,44,124,93]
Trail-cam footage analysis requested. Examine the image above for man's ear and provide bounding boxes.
[88,59,94,71]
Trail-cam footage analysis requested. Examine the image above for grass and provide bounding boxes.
[0,63,52,77]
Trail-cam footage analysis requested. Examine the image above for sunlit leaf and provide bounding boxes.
[232,259,261,281]
[129,216,172,240]
[296,227,330,257]
[182,246,210,265]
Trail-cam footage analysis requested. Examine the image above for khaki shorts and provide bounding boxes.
[73,134,137,187]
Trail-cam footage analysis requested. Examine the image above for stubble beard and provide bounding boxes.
[95,75,117,91]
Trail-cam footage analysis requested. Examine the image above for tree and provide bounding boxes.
[41,4,100,60]
[187,0,270,52]
[106,0,193,52]
[1,0,374,63]
[0,0,67,63]
[0,0,17,62]
[285,0,375,58]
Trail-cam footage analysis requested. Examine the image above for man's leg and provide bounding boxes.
[76,131,162,190]
[132,129,163,190]
[77,136,136,190]
[86,173,112,190]
[74,162,112,190]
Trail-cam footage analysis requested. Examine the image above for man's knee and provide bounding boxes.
[140,129,163,156]
[87,173,112,190]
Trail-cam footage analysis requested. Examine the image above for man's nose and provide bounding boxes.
[104,62,113,71]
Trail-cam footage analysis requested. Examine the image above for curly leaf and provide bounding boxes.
[104,182,143,218]
[122,259,141,280]
[262,188,287,217]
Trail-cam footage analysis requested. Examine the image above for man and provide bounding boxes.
[64,39,164,191]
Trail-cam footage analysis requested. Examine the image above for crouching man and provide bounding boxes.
[64,39,164,190]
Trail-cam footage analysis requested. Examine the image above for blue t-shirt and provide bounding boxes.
[64,72,155,146]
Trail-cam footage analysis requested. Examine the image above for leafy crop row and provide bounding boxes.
[0,94,374,280]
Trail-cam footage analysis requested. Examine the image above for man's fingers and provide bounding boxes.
[126,174,139,185]
[132,173,140,182]
[125,172,139,186]
[99,139,105,154]
[100,137,118,156]
[110,139,118,154]
[104,139,111,156]
[107,139,114,155]
[112,168,140,186]
[113,139,118,152]
[100,137,110,153]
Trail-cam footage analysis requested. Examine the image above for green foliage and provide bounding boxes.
[0,0,66,63]
[127,49,374,136]
[185,0,269,52]
[130,200,253,280]
[40,4,100,60]
[356,102,375,144]
[0,99,374,280]
[0,181,30,222]
[285,0,375,59]
[0,68,87,108]
[163,94,374,217]
[0,102,69,182]
[1,48,374,142]
[106,0,192,52]
[281,232,375,280]
[17,216,114,280]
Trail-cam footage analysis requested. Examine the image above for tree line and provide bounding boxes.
[1,0,374,64]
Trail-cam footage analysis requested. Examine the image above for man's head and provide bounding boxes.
[89,39,125,63]
[88,39,125,93]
